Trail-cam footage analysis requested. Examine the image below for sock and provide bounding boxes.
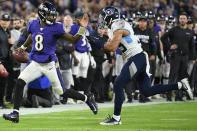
[13,109,19,114]
[63,89,85,101]
[113,114,120,121]
[13,79,26,110]
[178,82,182,90]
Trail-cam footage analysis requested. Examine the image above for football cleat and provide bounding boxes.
[3,112,19,123]
[100,115,122,125]
[86,94,98,115]
[180,78,193,100]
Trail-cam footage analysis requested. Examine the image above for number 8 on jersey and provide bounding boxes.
[35,34,44,51]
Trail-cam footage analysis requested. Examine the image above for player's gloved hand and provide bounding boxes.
[90,56,96,69]
[14,47,26,55]
[86,36,105,49]
[79,13,89,27]
[16,45,27,53]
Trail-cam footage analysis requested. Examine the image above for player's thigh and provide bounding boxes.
[72,52,82,75]
[115,62,132,87]
[61,69,73,89]
[18,61,42,83]
[114,54,124,76]
[81,52,90,68]
[78,53,90,78]
[43,62,64,95]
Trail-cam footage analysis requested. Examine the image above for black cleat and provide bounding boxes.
[86,94,98,115]
[100,115,122,125]
[3,112,19,123]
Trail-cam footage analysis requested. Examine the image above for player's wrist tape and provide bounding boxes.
[77,27,86,36]
[20,45,27,50]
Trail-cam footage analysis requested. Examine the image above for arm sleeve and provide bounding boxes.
[69,25,78,35]
[86,32,105,49]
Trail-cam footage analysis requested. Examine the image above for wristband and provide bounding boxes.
[21,45,27,50]
[77,27,86,36]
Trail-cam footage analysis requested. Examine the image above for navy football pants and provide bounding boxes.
[113,52,178,116]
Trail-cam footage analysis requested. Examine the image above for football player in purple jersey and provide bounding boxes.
[3,1,97,123]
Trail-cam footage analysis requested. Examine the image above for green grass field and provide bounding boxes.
[0,102,197,131]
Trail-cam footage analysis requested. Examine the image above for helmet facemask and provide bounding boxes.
[99,7,120,28]
[38,2,57,25]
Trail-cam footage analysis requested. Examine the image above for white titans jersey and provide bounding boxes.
[108,19,143,59]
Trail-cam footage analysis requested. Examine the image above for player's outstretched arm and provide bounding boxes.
[103,30,123,52]
[62,33,83,44]
[17,34,32,52]
[62,13,89,44]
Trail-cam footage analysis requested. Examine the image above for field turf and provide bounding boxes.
[0,102,197,131]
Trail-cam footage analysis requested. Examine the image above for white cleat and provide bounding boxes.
[180,78,193,100]
[100,117,122,125]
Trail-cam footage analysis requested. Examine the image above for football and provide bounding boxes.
[12,49,30,63]
[0,67,8,77]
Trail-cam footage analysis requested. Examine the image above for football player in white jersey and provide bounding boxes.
[87,6,193,125]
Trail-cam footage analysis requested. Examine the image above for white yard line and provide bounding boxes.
[0,128,194,131]
[0,99,196,116]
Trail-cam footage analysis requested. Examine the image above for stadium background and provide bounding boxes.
[0,0,197,130]
[1,0,197,24]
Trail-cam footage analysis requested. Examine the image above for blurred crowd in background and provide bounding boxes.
[1,0,197,23]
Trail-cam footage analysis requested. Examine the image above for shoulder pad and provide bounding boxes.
[111,19,125,32]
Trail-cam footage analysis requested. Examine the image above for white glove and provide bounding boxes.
[90,56,96,69]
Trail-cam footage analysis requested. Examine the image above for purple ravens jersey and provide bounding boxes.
[69,24,91,53]
[28,19,66,63]
[154,25,161,33]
